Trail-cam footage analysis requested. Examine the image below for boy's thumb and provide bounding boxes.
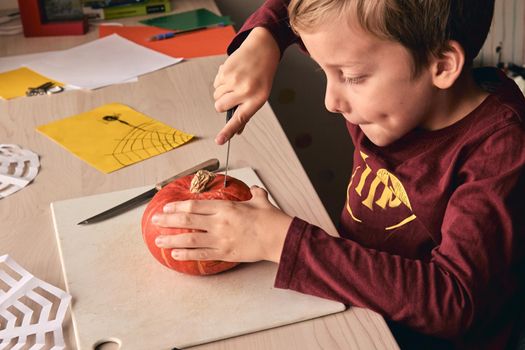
[250,185,269,199]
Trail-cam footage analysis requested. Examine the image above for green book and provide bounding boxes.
[140,8,232,32]
[83,0,170,20]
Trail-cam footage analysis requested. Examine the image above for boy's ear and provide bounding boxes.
[430,40,465,89]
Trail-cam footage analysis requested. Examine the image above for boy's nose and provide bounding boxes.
[324,79,345,114]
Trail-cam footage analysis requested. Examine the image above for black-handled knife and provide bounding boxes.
[77,158,220,225]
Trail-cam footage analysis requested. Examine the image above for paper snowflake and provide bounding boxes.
[0,255,71,349]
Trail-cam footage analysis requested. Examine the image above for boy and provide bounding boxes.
[153,0,525,348]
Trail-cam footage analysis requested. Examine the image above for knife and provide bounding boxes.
[223,106,237,188]
[77,158,220,225]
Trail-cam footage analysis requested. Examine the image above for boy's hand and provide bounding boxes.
[213,27,280,145]
[152,186,292,264]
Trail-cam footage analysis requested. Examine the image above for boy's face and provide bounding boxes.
[299,17,439,146]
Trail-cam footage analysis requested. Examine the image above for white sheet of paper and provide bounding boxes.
[0,254,72,349]
[24,34,182,89]
[0,51,51,73]
[0,51,137,86]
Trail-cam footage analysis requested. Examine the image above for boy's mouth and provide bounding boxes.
[343,114,369,125]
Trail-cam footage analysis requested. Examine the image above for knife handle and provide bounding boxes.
[226,106,236,123]
[155,158,220,190]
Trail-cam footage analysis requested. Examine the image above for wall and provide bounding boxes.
[0,0,17,10]
[477,0,525,66]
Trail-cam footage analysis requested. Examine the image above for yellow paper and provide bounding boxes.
[36,103,194,173]
[0,67,64,100]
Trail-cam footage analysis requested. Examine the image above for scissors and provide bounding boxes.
[26,81,64,96]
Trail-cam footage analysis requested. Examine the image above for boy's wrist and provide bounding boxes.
[250,26,274,40]
[265,213,293,263]
[243,27,280,58]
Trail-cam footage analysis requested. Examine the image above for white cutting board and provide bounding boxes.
[51,168,345,350]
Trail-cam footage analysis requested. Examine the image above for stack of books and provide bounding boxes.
[83,0,171,20]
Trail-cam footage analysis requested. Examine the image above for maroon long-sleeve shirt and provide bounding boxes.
[228,2,525,349]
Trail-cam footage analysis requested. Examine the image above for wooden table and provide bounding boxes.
[0,1,399,349]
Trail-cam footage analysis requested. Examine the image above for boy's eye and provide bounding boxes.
[343,75,366,85]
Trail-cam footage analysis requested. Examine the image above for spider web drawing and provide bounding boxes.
[36,103,195,173]
[102,114,193,167]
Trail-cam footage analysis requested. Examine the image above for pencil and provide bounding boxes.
[147,23,225,42]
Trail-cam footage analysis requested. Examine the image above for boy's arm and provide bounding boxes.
[275,123,525,340]
[227,0,302,57]
[214,0,301,145]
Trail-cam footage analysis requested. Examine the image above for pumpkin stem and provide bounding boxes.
[190,170,217,193]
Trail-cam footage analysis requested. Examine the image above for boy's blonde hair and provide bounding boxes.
[289,0,495,75]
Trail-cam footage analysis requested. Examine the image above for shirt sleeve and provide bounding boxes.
[275,121,525,340]
[227,0,303,57]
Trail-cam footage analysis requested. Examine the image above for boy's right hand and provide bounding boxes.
[213,27,280,145]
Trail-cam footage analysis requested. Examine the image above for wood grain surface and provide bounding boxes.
[0,1,399,348]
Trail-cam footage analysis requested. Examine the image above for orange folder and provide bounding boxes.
[98,25,236,59]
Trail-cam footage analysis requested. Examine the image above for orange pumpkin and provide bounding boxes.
[141,170,252,275]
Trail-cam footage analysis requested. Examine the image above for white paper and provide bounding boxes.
[0,51,135,87]
[0,51,52,73]
[0,144,40,198]
[0,254,72,349]
[24,34,182,90]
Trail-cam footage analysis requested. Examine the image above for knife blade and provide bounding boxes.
[223,107,237,188]
[77,158,220,225]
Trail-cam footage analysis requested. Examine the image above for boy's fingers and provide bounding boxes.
[250,186,273,208]
[163,200,219,214]
[213,84,232,101]
[213,73,221,89]
[214,91,240,114]
[170,248,221,261]
[250,185,269,199]
[155,232,214,249]
[215,94,267,144]
[217,105,251,143]
[152,212,213,229]
[213,64,225,88]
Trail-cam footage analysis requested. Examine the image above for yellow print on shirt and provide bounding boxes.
[346,151,416,230]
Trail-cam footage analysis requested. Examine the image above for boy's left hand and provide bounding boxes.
[152,186,292,264]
